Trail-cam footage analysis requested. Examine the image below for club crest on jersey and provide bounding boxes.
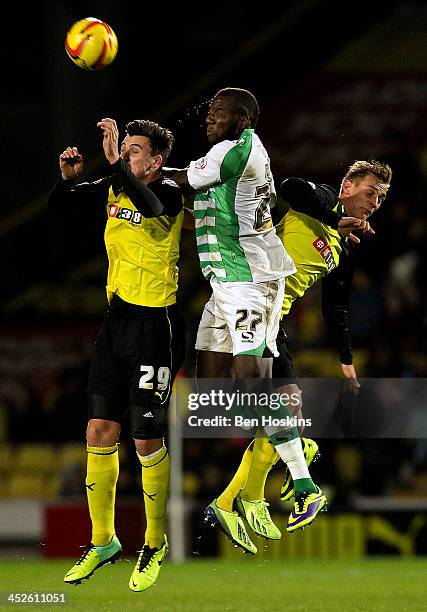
[195,157,208,170]
[313,237,335,271]
[108,204,142,225]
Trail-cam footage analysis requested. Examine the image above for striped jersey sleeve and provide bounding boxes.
[187,140,238,191]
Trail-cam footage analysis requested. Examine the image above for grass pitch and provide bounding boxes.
[0,557,426,611]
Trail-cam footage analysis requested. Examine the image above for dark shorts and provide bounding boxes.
[88,295,186,439]
[272,319,297,386]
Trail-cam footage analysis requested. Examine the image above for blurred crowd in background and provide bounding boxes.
[0,1,426,509]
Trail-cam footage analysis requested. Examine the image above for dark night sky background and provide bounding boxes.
[3,1,400,197]
[1,0,426,326]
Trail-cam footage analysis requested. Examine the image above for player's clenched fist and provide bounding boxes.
[59,147,83,180]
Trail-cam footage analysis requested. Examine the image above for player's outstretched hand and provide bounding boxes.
[59,147,83,180]
[338,217,375,244]
[97,118,120,165]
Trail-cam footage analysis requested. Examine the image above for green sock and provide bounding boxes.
[265,399,316,495]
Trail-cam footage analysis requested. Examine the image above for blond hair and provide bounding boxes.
[343,159,392,184]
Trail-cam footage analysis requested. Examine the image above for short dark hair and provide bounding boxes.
[214,87,260,128]
[125,119,175,161]
[344,159,392,185]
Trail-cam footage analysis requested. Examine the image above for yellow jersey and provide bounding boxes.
[277,204,342,317]
[105,182,183,307]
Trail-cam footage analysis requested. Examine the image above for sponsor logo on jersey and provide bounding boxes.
[313,237,335,271]
[241,331,255,343]
[108,205,142,225]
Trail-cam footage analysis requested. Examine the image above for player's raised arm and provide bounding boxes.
[98,118,168,218]
[59,146,84,179]
[97,117,120,164]
[162,166,192,190]
[279,177,342,227]
[48,145,109,211]
[278,177,376,243]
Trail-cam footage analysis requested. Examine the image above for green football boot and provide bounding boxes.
[287,486,327,532]
[280,438,321,501]
[204,499,257,554]
[235,493,281,540]
[129,534,168,592]
[64,535,122,584]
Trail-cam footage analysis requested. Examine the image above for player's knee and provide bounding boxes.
[290,395,303,419]
[133,437,164,457]
[234,355,271,378]
[289,391,305,434]
[196,350,233,377]
[279,385,302,417]
[86,418,120,447]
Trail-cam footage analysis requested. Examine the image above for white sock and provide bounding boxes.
[274,437,311,481]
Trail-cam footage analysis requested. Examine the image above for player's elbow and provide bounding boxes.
[279,177,304,200]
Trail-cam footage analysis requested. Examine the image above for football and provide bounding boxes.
[65,17,118,70]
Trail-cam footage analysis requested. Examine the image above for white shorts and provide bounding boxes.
[195,278,285,357]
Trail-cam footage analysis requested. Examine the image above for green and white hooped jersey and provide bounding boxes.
[187,129,296,283]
